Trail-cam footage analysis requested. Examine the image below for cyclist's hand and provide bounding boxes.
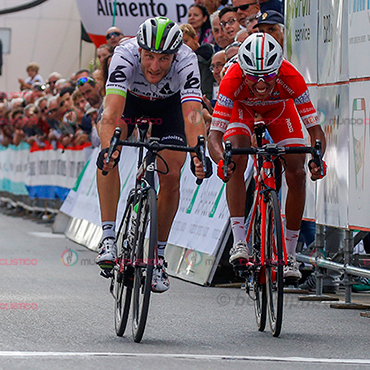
[191,156,213,179]
[96,147,121,173]
[217,159,235,182]
[308,158,327,180]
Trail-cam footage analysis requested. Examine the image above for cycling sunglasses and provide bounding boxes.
[245,72,277,83]
[232,2,258,12]
[106,31,122,40]
[77,77,95,86]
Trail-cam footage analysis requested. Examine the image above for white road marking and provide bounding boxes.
[28,232,65,238]
[0,352,369,364]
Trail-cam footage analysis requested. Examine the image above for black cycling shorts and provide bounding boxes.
[124,91,186,146]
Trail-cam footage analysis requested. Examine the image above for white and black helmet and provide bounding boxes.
[137,17,183,54]
[238,32,283,75]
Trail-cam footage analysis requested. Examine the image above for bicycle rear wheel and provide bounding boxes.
[250,204,267,332]
[113,195,135,336]
[264,190,284,337]
[132,188,157,343]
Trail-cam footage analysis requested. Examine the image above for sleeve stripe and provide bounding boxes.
[106,88,127,98]
[181,96,203,104]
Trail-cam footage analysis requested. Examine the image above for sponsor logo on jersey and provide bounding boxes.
[294,90,311,104]
[109,65,127,83]
[218,94,234,108]
[184,71,200,89]
[159,82,174,95]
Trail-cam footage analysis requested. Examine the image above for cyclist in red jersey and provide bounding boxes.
[208,32,326,279]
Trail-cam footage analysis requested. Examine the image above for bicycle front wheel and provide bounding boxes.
[250,204,267,332]
[264,190,284,337]
[132,188,157,343]
[113,195,135,337]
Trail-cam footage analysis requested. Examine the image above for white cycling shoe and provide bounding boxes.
[151,257,170,293]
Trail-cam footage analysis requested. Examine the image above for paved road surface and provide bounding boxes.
[0,211,369,369]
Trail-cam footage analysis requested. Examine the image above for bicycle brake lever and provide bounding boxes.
[223,141,232,180]
[310,140,324,181]
[195,135,206,185]
[102,127,121,176]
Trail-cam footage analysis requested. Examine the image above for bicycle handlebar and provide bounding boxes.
[223,140,324,181]
[102,127,207,184]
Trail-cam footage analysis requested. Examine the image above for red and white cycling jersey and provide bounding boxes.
[211,59,319,144]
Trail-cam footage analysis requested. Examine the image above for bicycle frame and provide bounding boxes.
[245,125,287,269]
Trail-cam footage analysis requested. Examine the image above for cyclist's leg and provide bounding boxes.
[224,103,254,265]
[95,123,128,268]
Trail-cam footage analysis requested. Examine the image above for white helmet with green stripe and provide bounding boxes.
[238,32,283,75]
[137,17,183,54]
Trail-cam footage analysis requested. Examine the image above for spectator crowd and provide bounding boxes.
[0,0,284,151]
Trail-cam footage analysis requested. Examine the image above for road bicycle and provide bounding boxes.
[102,125,207,343]
[223,122,323,337]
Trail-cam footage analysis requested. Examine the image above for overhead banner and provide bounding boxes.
[75,0,194,47]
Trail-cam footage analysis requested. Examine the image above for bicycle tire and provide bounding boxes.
[114,196,135,336]
[251,203,267,332]
[132,188,157,343]
[264,190,284,337]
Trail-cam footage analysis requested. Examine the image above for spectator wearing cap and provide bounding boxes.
[219,7,241,42]
[105,26,124,48]
[253,10,284,47]
[232,0,260,28]
[259,0,283,14]
[18,62,45,91]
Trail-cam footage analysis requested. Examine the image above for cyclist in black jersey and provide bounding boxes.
[95,17,211,293]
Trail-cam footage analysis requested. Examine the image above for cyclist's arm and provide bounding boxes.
[182,100,207,178]
[98,94,127,148]
[307,124,326,180]
[97,94,128,173]
[208,130,224,165]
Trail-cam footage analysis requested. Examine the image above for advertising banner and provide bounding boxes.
[61,146,229,256]
[317,0,348,84]
[316,84,349,228]
[348,0,370,79]
[348,82,370,230]
[75,0,194,47]
[0,142,29,196]
[285,0,318,83]
[25,143,89,201]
